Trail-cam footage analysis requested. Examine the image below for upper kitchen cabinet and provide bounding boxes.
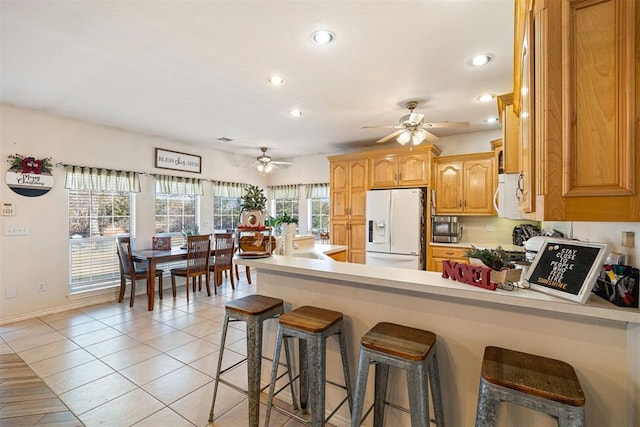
[434,153,496,215]
[496,93,521,174]
[329,157,368,263]
[521,0,639,221]
[369,146,440,188]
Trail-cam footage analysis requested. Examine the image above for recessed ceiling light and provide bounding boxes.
[268,75,285,86]
[472,54,492,66]
[289,109,303,117]
[485,116,499,124]
[477,94,496,103]
[311,30,334,45]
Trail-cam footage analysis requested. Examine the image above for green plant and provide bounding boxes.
[240,185,267,212]
[182,225,199,238]
[275,212,298,225]
[465,246,513,271]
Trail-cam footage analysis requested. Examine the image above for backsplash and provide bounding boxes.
[457,217,541,246]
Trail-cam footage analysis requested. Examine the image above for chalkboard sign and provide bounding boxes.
[525,238,609,304]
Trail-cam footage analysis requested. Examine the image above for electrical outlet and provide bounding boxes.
[37,282,46,292]
[485,224,495,232]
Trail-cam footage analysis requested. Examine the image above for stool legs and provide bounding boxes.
[428,352,445,426]
[373,363,389,427]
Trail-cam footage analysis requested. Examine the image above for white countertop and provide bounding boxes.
[236,255,640,324]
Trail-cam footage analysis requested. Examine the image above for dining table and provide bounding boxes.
[131,246,190,311]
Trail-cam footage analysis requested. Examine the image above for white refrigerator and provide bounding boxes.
[365,188,426,270]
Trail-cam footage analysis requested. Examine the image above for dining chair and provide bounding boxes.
[170,234,211,303]
[210,233,235,291]
[116,236,164,308]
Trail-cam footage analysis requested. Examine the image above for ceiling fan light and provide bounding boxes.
[397,131,411,145]
[256,163,265,173]
[264,163,273,173]
[412,129,427,145]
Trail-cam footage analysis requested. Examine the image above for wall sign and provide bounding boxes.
[5,154,54,197]
[525,238,609,304]
[155,148,202,173]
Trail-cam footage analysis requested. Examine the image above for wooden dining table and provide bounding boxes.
[131,247,189,311]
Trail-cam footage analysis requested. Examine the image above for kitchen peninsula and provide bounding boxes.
[237,256,639,426]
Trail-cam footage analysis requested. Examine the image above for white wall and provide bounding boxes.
[435,129,501,156]
[0,104,269,322]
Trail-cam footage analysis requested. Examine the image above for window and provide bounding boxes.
[213,196,242,231]
[68,189,134,292]
[155,194,198,247]
[272,198,299,227]
[309,197,330,239]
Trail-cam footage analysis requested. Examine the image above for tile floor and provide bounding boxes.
[0,273,307,427]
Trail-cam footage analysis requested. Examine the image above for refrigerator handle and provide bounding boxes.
[368,220,373,242]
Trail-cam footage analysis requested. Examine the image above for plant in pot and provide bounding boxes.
[275,212,299,235]
[465,246,522,284]
[240,185,267,227]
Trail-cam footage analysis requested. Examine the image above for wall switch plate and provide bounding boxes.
[485,224,495,232]
[1,201,15,216]
[5,225,30,236]
[5,287,17,299]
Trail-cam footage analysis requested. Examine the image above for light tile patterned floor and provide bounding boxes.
[0,273,309,426]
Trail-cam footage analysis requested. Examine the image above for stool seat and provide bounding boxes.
[279,305,343,332]
[361,322,436,362]
[225,294,283,316]
[481,346,585,407]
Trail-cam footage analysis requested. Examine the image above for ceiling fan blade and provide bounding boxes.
[271,160,294,165]
[376,129,405,143]
[422,121,470,129]
[425,131,440,143]
[408,112,424,124]
[362,125,403,129]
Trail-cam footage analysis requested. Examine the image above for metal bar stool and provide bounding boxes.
[475,346,586,427]
[351,322,444,427]
[209,295,297,427]
[264,305,354,427]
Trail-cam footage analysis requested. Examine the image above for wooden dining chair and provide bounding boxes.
[170,234,211,303]
[210,233,235,291]
[116,236,164,307]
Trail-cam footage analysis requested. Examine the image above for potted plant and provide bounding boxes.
[240,185,267,227]
[465,246,522,284]
[275,212,298,235]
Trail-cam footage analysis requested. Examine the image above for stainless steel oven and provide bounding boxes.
[431,216,462,243]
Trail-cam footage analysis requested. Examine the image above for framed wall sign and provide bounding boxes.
[525,238,609,304]
[155,148,202,173]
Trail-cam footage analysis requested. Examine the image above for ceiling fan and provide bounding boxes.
[363,101,470,146]
[254,147,293,174]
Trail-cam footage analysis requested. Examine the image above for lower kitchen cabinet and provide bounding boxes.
[429,245,470,272]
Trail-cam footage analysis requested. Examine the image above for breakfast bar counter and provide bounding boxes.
[236,255,640,426]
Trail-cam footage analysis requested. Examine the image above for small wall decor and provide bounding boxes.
[5,153,54,197]
[155,148,202,173]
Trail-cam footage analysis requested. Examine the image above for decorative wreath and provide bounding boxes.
[7,153,53,174]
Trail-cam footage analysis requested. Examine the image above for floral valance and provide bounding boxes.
[155,174,204,195]
[304,183,329,199]
[268,184,299,199]
[64,165,141,193]
[212,181,249,198]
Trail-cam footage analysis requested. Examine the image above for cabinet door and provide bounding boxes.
[369,156,397,188]
[330,221,348,247]
[435,161,464,214]
[398,153,430,186]
[330,161,349,221]
[464,158,495,214]
[349,221,367,264]
[349,160,368,221]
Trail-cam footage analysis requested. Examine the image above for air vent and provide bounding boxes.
[216,137,234,143]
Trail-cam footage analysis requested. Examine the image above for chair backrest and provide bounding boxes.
[116,236,136,277]
[186,234,211,275]
[214,233,235,268]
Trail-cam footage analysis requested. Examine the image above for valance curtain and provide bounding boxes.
[212,181,249,197]
[64,165,141,193]
[155,174,204,195]
[268,184,299,199]
[305,183,329,199]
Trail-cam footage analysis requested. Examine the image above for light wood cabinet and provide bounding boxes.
[429,245,469,272]
[516,0,639,221]
[496,93,521,174]
[329,159,367,263]
[327,250,347,262]
[434,153,496,215]
[369,152,430,188]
